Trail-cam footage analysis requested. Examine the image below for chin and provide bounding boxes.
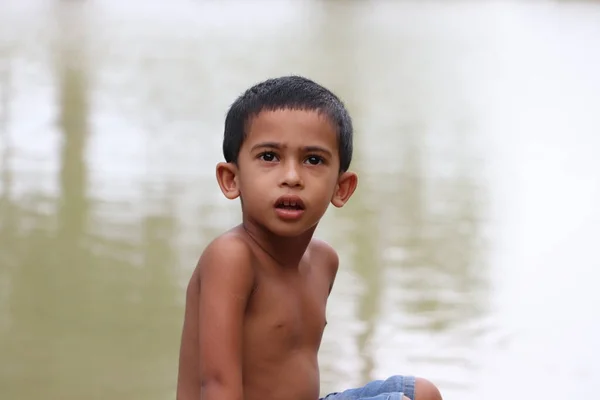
[268,221,318,238]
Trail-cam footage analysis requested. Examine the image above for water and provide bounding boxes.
[1,1,599,399]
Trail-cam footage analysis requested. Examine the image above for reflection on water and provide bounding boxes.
[1,3,181,400]
[1,1,600,399]
[388,121,488,394]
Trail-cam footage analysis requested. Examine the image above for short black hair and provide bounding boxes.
[222,75,353,172]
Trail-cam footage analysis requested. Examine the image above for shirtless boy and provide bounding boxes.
[176,76,443,400]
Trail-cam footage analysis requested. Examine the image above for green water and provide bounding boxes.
[1,1,599,399]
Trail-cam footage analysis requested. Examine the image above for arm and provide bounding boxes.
[198,237,255,400]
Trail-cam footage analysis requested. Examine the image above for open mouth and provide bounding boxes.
[275,196,305,210]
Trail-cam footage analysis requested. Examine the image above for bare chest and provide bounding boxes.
[244,269,329,352]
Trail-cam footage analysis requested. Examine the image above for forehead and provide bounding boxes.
[244,109,338,150]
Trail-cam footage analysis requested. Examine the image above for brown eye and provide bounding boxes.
[305,155,324,165]
[259,152,278,162]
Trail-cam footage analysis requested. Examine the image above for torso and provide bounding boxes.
[176,232,337,400]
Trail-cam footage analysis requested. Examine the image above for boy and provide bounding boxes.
[176,76,443,400]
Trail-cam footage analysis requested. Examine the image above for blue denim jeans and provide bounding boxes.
[321,376,416,400]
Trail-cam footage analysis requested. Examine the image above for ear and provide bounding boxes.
[331,171,358,208]
[216,162,240,200]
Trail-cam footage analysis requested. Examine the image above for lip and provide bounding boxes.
[274,194,305,221]
[274,195,305,209]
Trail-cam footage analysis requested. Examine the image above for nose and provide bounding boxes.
[280,161,303,188]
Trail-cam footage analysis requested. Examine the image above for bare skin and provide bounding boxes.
[176,228,339,400]
[176,109,443,400]
[177,109,353,400]
[176,228,443,400]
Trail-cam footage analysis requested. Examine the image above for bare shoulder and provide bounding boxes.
[309,238,339,269]
[309,238,339,292]
[191,231,256,289]
[200,232,255,265]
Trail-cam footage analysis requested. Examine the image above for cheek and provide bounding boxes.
[314,176,340,202]
[237,170,270,198]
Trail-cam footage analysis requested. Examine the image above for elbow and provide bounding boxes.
[200,375,243,400]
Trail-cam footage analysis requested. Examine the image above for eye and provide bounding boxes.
[305,155,324,165]
[258,151,278,162]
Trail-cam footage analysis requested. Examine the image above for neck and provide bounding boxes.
[240,217,316,268]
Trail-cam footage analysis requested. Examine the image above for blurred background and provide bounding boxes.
[1,0,599,399]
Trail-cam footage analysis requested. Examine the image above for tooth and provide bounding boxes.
[291,201,296,206]
[284,200,290,206]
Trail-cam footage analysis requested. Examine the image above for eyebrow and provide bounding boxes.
[251,142,281,152]
[250,142,333,157]
[304,146,333,157]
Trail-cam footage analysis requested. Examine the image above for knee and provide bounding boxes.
[414,377,442,400]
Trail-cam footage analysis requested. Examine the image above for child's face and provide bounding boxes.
[218,109,357,237]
